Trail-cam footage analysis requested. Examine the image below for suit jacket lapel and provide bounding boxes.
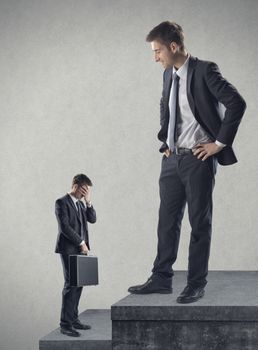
[165,68,173,101]
[187,55,197,116]
[164,57,196,121]
[164,68,173,119]
[161,57,197,139]
[66,194,81,221]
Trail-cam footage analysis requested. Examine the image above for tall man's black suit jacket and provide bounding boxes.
[55,194,97,254]
[158,56,247,165]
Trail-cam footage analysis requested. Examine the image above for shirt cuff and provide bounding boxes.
[79,240,85,246]
[215,140,226,148]
[86,201,92,207]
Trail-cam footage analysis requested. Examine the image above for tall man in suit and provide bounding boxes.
[128,22,246,303]
[55,174,97,337]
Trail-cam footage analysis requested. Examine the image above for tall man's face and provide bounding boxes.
[151,40,178,69]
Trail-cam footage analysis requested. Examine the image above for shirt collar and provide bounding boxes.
[68,192,79,205]
[173,54,190,80]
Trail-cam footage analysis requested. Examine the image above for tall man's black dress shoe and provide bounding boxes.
[60,327,81,337]
[128,277,172,294]
[176,285,205,304]
[73,320,91,330]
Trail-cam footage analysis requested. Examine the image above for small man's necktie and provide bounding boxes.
[76,201,84,239]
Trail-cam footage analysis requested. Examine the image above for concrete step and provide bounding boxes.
[111,271,258,350]
[39,309,111,350]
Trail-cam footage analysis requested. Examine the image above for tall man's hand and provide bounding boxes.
[78,185,91,204]
[164,149,171,158]
[80,242,89,255]
[193,142,223,161]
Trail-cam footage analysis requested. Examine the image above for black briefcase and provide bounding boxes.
[69,255,99,287]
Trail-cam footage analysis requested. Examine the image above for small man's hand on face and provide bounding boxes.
[78,185,91,203]
[192,142,223,161]
[80,242,89,255]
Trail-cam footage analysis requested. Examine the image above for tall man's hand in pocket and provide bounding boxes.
[164,149,171,158]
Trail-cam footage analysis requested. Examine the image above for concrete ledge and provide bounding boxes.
[112,320,258,350]
[112,271,258,350]
[111,271,258,321]
[39,309,111,350]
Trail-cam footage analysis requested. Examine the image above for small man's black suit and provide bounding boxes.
[55,194,96,328]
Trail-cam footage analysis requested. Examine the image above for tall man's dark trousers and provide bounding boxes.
[60,254,83,328]
[152,152,217,288]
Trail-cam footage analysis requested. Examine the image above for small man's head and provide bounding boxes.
[146,21,185,69]
[71,174,93,199]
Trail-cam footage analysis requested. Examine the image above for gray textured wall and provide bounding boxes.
[0,0,257,349]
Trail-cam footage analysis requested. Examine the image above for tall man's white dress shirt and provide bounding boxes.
[167,54,225,149]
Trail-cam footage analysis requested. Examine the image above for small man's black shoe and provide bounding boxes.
[177,285,205,304]
[60,327,81,337]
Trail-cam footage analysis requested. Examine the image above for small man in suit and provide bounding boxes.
[128,21,246,303]
[55,174,97,337]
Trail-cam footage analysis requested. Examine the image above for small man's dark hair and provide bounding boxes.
[146,21,185,50]
[72,174,92,187]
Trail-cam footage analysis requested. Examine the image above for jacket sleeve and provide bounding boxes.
[205,62,246,145]
[55,199,82,246]
[86,206,97,223]
[80,203,97,224]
